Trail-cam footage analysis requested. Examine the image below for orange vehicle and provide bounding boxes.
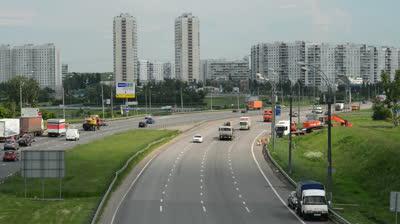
[263,110,273,122]
[302,120,323,132]
[328,115,352,127]
[247,100,262,110]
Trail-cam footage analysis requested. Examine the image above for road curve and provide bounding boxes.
[111,117,332,224]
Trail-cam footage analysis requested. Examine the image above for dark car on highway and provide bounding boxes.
[4,138,19,150]
[18,134,34,147]
[3,149,19,162]
[241,109,247,113]
[145,117,155,124]
[138,121,147,128]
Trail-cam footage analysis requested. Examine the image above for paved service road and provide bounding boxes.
[111,117,333,224]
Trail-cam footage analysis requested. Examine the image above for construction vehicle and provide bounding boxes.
[263,110,273,122]
[302,114,323,133]
[323,115,352,127]
[246,100,262,110]
[83,115,103,131]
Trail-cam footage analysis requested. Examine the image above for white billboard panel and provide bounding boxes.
[116,82,135,99]
[21,108,40,117]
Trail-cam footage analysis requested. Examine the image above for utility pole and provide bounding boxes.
[327,87,333,202]
[237,91,240,111]
[271,83,276,151]
[288,85,293,174]
[101,84,105,119]
[210,91,213,110]
[149,87,152,114]
[110,82,114,118]
[297,83,301,128]
[180,86,184,111]
[19,81,23,113]
[62,87,65,119]
[145,85,148,114]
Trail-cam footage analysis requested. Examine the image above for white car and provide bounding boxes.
[66,128,80,141]
[192,134,203,143]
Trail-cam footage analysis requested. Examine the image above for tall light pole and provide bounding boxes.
[101,84,105,119]
[288,83,293,174]
[110,81,114,118]
[237,89,240,111]
[298,61,334,202]
[62,87,65,119]
[20,81,23,113]
[257,71,277,151]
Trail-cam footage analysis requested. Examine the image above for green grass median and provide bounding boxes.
[270,110,400,224]
[0,129,178,224]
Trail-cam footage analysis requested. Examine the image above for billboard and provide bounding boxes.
[21,108,40,117]
[116,82,135,99]
[21,150,65,178]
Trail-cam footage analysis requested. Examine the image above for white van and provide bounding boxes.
[66,128,80,141]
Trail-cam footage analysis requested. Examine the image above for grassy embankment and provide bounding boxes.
[0,129,177,224]
[270,110,400,224]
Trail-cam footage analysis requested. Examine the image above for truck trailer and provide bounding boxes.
[20,117,44,136]
[0,119,20,141]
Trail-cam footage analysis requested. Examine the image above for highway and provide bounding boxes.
[110,117,332,224]
[0,110,262,180]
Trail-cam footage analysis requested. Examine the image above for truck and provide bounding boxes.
[275,120,296,138]
[239,117,251,130]
[20,117,44,136]
[47,119,66,137]
[0,119,20,141]
[246,100,262,110]
[263,109,273,122]
[335,103,344,111]
[83,115,101,131]
[219,126,233,140]
[294,181,329,220]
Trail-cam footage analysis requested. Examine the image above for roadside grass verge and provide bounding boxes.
[270,110,400,224]
[0,129,177,224]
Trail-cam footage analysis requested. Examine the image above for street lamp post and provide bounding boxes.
[257,71,277,151]
[101,84,105,119]
[288,84,293,174]
[298,62,334,202]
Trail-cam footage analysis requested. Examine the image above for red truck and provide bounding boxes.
[247,100,262,110]
[20,117,44,136]
[263,110,273,122]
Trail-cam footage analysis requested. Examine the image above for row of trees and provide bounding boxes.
[372,71,400,126]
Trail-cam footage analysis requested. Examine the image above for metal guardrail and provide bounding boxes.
[262,142,352,224]
[90,137,169,224]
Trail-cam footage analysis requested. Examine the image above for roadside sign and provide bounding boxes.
[116,82,135,99]
[127,101,138,106]
[21,108,40,117]
[106,99,111,105]
[391,192,400,212]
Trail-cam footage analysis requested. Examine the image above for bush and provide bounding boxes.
[372,102,391,120]
[40,110,56,120]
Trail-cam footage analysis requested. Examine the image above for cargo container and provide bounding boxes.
[0,119,20,141]
[47,119,66,137]
[20,117,44,136]
[246,100,262,110]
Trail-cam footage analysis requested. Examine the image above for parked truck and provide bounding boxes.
[246,100,262,110]
[239,117,251,130]
[47,119,66,137]
[219,126,233,140]
[294,181,329,220]
[20,117,44,136]
[0,119,20,141]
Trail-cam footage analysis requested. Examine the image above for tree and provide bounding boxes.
[379,71,400,126]
[3,76,40,108]
[38,87,56,103]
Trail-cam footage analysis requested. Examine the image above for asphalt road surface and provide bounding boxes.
[111,118,332,224]
[0,110,263,180]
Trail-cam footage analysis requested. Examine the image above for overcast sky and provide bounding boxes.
[2,0,400,72]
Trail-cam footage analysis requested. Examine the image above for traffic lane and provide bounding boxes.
[113,121,219,224]
[159,124,219,224]
[215,122,303,224]
[247,124,333,224]
[202,125,256,224]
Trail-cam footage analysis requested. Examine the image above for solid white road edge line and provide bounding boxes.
[110,152,160,224]
[251,130,306,224]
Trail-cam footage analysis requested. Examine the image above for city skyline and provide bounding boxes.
[2,0,400,72]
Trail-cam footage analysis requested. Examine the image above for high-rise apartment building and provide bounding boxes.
[202,59,250,81]
[113,13,138,83]
[0,43,61,91]
[62,64,68,78]
[151,62,164,81]
[175,13,200,82]
[139,60,151,83]
[0,45,12,83]
[163,62,174,79]
[305,43,336,88]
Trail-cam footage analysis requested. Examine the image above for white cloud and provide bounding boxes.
[280,4,297,9]
[0,9,36,27]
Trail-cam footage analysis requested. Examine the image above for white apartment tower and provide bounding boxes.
[113,13,138,82]
[175,13,200,82]
[0,45,12,83]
